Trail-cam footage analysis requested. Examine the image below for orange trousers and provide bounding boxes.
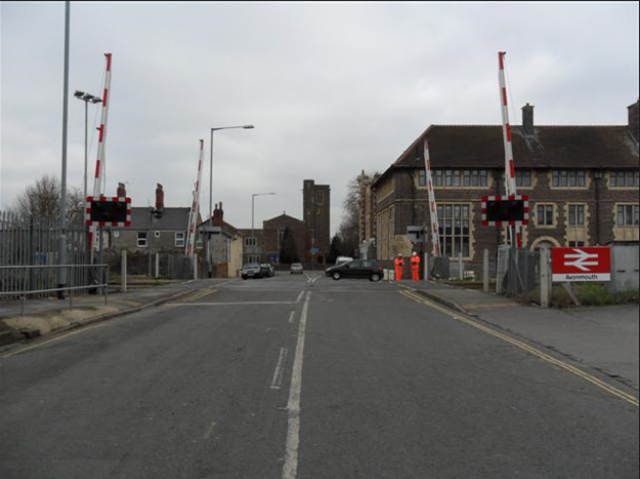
[395,268,403,281]
[411,268,420,281]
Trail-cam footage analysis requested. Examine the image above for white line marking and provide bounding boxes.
[173,301,297,306]
[271,347,289,390]
[295,291,304,304]
[282,292,311,479]
[288,311,296,324]
[203,421,217,440]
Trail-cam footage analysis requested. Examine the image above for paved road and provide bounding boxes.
[1,275,638,478]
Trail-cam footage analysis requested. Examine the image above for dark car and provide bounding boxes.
[241,263,263,280]
[326,260,383,282]
[260,264,275,278]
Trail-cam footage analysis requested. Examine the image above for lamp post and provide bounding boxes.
[73,91,102,202]
[252,193,276,263]
[207,124,254,276]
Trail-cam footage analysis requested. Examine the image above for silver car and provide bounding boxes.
[290,263,304,275]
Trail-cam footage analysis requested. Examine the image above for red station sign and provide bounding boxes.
[551,247,611,283]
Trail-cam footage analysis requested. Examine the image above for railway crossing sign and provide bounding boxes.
[551,247,611,283]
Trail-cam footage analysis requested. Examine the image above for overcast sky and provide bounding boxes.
[1,2,638,233]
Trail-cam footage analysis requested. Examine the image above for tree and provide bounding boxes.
[13,175,84,223]
[279,227,300,264]
[327,234,344,264]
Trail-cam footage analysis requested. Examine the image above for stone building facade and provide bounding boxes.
[371,100,640,274]
[303,180,331,263]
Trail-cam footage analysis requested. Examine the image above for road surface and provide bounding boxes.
[1,274,638,478]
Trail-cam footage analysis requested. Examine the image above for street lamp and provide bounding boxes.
[74,90,102,202]
[252,193,276,262]
[207,124,254,275]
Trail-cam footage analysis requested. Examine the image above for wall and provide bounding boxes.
[609,244,640,293]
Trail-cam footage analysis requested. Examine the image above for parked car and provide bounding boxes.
[241,263,263,280]
[260,264,275,278]
[326,259,383,282]
[290,263,304,275]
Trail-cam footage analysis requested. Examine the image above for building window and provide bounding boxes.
[316,191,325,205]
[175,232,186,248]
[278,229,286,248]
[137,232,148,248]
[247,255,260,264]
[433,170,487,188]
[568,241,586,248]
[419,170,427,187]
[245,237,257,247]
[552,170,587,188]
[516,170,533,188]
[113,230,120,238]
[568,205,586,227]
[437,204,471,258]
[610,171,640,188]
[154,231,161,239]
[536,204,555,227]
[617,205,640,227]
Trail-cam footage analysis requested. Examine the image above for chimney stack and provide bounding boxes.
[522,103,535,136]
[155,184,164,212]
[213,202,224,227]
[117,182,127,198]
[629,99,639,142]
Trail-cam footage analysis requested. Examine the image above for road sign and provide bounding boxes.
[482,195,529,226]
[552,247,611,283]
[85,196,131,227]
[311,246,320,255]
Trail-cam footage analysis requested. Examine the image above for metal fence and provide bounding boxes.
[0,264,109,315]
[0,211,91,299]
[497,246,540,297]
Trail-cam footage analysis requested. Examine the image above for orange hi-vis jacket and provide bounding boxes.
[411,255,421,270]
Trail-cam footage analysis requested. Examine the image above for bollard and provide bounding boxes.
[483,249,490,293]
[121,249,127,293]
[540,247,551,308]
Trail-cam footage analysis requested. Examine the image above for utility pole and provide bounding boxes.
[57,1,71,299]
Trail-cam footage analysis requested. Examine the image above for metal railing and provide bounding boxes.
[0,264,109,316]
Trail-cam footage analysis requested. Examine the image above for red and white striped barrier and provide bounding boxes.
[186,139,205,258]
[423,137,442,257]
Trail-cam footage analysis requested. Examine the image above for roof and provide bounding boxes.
[125,207,192,231]
[264,214,304,226]
[375,124,639,186]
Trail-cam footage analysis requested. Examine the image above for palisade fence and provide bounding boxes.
[0,211,92,300]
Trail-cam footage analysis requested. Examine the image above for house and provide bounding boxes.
[369,100,640,275]
[199,203,244,278]
[109,184,202,253]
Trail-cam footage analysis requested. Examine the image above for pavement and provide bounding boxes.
[0,280,231,346]
[0,274,637,479]
[402,279,640,390]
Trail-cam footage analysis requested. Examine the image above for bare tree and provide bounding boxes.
[14,175,85,223]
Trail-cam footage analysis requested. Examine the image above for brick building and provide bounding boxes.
[109,184,202,253]
[371,100,640,274]
[303,180,331,263]
[200,203,244,278]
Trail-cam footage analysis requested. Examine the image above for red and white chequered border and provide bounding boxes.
[85,196,132,227]
[482,195,529,227]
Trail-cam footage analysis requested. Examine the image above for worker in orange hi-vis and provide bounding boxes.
[394,254,405,282]
[411,252,421,282]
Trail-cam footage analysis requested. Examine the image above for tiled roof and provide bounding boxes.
[376,124,639,186]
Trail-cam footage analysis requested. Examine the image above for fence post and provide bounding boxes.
[540,247,551,308]
[458,253,463,281]
[121,249,127,293]
[193,254,198,280]
[104,265,109,306]
[483,249,490,293]
[155,253,160,279]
